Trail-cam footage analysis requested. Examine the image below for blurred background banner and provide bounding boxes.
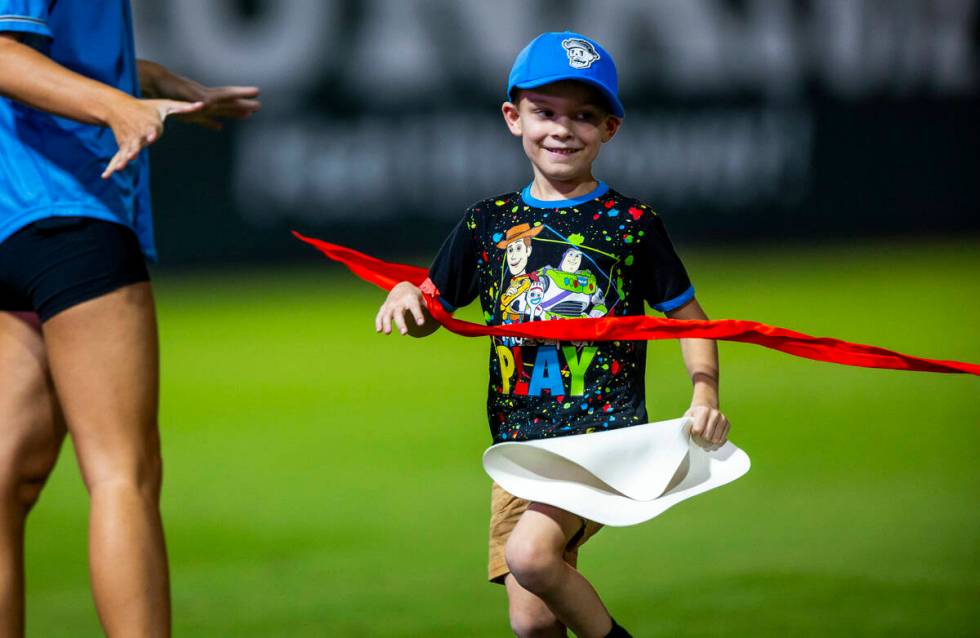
[133,0,979,265]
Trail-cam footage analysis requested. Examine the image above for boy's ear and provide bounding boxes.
[600,115,622,143]
[501,101,523,137]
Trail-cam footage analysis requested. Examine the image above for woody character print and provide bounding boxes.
[498,223,544,324]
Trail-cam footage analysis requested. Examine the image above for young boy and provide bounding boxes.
[376,32,730,638]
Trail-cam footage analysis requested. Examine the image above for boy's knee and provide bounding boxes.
[509,606,563,638]
[504,535,564,594]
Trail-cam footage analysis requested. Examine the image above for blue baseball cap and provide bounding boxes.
[507,31,624,118]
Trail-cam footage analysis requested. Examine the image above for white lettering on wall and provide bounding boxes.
[136,0,977,101]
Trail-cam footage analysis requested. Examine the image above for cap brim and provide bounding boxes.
[510,74,625,118]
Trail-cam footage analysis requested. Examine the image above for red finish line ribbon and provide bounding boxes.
[293,231,980,376]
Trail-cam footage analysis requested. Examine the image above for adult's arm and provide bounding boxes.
[0,33,202,177]
[136,59,260,130]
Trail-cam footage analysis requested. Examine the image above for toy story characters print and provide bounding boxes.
[495,223,616,324]
[491,219,624,400]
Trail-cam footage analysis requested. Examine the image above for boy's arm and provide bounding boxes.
[0,33,203,177]
[376,282,440,338]
[665,297,731,449]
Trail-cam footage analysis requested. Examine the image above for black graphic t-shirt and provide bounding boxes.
[428,182,693,444]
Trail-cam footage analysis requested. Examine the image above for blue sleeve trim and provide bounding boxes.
[652,285,695,313]
[437,297,457,313]
[0,15,52,38]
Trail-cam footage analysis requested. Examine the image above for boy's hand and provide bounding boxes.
[685,405,730,451]
[376,282,435,337]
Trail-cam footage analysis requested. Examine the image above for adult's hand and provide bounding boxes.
[138,60,261,131]
[101,98,203,179]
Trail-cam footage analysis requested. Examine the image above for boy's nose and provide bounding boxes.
[550,126,572,140]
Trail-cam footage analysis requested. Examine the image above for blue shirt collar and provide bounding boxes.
[520,180,609,209]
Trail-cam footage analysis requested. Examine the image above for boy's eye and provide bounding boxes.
[535,109,554,118]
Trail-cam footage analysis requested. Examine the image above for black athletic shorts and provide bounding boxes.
[0,217,150,323]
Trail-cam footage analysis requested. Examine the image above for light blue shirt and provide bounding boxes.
[0,0,156,260]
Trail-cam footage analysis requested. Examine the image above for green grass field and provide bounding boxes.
[23,238,980,637]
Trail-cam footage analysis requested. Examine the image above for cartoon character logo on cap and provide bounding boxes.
[562,38,600,70]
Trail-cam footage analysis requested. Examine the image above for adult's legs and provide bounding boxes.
[42,282,170,637]
[505,503,613,638]
[0,312,67,636]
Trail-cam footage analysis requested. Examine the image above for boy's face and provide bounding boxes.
[501,81,621,185]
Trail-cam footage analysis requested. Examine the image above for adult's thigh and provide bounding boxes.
[0,312,66,502]
[41,283,160,490]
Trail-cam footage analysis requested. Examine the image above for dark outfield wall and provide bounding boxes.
[136,0,979,265]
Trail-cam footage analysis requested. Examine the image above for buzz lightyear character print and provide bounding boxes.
[534,247,609,320]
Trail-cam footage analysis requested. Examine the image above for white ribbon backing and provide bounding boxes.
[483,417,750,526]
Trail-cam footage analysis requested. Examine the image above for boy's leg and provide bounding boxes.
[504,573,567,637]
[42,283,171,637]
[505,503,613,638]
[0,312,67,636]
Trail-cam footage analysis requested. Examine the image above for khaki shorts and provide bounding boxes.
[488,482,603,583]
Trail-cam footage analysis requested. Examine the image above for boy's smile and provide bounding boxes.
[502,81,621,199]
